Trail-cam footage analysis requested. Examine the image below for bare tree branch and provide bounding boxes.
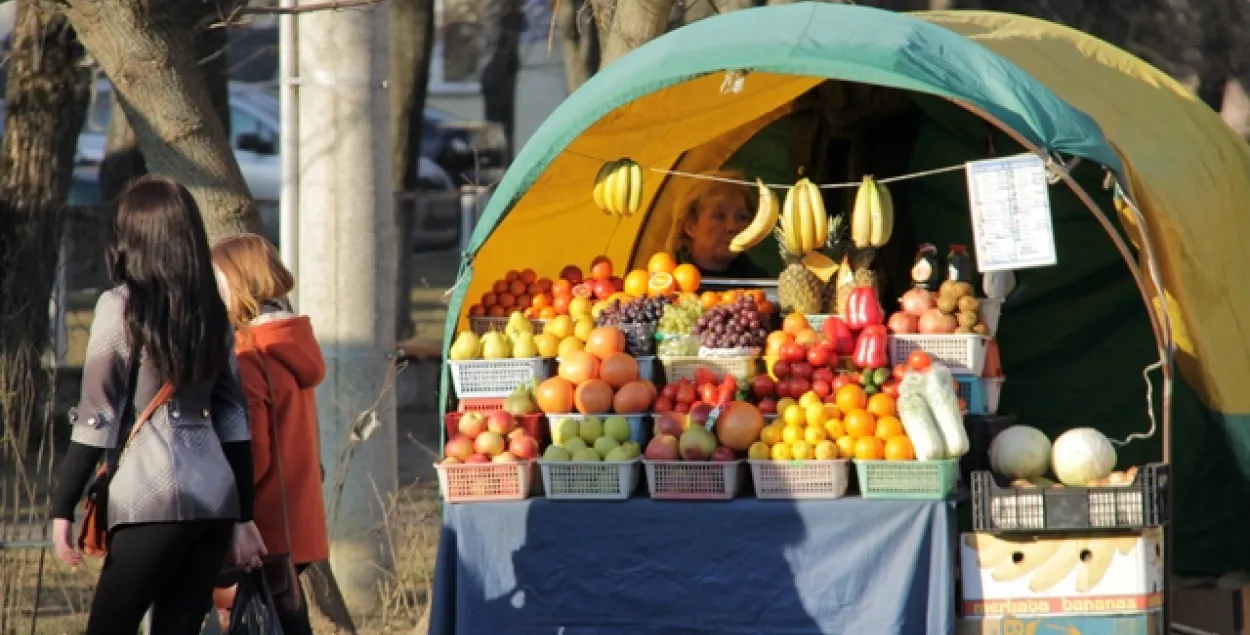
[196,0,388,31]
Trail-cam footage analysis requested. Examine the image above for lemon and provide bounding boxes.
[814,440,839,460]
[748,442,772,460]
[771,443,793,461]
[804,403,827,427]
[823,403,842,419]
[534,333,560,358]
[569,297,592,319]
[546,315,573,339]
[760,423,784,445]
[791,440,813,460]
[835,435,856,459]
[823,419,846,440]
[573,317,594,340]
[775,398,797,416]
[804,425,827,445]
[799,391,822,409]
[783,404,805,427]
[558,336,584,357]
[781,425,804,445]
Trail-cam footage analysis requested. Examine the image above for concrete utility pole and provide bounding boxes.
[294,0,396,615]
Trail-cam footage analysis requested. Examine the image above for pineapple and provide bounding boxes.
[774,227,824,315]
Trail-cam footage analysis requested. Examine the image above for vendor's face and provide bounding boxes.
[685,194,752,269]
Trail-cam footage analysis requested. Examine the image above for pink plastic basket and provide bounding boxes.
[642,460,744,500]
[434,461,535,503]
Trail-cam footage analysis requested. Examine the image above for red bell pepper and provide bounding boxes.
[821,316,855,356]
[852,325,889,369]
[845,286,884,331]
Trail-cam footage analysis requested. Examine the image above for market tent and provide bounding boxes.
[442,3,1250,575]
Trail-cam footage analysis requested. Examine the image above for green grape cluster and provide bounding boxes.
[657,297,704,336]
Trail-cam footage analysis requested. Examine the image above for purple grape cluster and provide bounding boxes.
[596,296,671,327]
[695,297,769,349]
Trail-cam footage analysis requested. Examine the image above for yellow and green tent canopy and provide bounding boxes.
[441,3,1250,575]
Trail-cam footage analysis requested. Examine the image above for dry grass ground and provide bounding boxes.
[2,248,459,635]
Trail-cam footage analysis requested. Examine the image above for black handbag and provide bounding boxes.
[228,574,286,635]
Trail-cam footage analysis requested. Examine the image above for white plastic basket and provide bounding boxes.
[434,461,535,503]
[448,357,551,399]
[888,334,989,376]
[539,458,641,500]
[643,460,744,500]
[749,459,851,499]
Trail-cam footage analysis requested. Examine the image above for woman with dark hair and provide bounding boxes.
[50,176,267,634]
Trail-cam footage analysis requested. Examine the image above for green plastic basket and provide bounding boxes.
[853,459,959,500]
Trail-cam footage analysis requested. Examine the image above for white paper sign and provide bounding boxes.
[964,154,1058,273]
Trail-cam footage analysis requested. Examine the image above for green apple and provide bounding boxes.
[619,441,641,459]
[603,446,632,462]
[579,417,603,443]
[593,436,620,459]
[553,418,579,445]
[603,415,633,443]
[572,448,602,462]
[562,437,588,454]
[542,446,572,462]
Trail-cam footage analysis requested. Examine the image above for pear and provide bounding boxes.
[579,417,603,444]
[505,311,534,340]
[572,447,602,462]
[449,331,481,361]
[511,334,538,359]
[619,441,642,459]
[480,332,511,360]
[542,446,571,462]
[553,418,580,445]
[593,436,620,459]
[603,445,632,462]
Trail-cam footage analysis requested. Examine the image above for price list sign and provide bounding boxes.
[964,154,1058,272]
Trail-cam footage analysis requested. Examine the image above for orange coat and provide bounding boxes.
[236,314,329,565]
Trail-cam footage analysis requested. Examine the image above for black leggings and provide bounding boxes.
[86,520,233,635]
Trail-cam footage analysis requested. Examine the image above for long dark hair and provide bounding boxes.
[106,176,229,385]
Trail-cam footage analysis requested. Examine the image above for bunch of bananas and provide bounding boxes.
[729,179,779,253]
[849,175,894,249]
[592,159,643,217]
[778,178,827,257]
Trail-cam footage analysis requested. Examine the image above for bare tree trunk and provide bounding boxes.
[99,96,145,202]
[390,0,436,342]
[600,0,674,67]
[482,0,525,159]
[557,0,601,93]
[0,0,90,454]
[63,0,260,243]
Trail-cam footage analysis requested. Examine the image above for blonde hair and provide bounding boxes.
[666,169,753,254]
[211,233,294,330]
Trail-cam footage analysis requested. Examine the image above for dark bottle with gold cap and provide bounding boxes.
[910,243,940,291]
[946,244,973,284]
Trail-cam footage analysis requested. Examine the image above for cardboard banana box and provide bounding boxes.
[956,612,1162,635]
[960,531,1164,616]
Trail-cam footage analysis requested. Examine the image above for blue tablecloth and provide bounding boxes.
[430,496,956,635]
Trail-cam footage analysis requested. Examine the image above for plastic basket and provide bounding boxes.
[643,460,744,500]
[853,459,960,500]
[888,335,989,376]
[658,356,758,383]
[456,397,506,413]
[547,413,649,445]
[443,411,545,442]
[959,413,1017,488]
[749,459,851,499]
[435,460,535,503]
[448,357,551,399]
[956,376,1005,415]
[539,458,641,500]
[469,316,549,336]
[971,464,1170,533]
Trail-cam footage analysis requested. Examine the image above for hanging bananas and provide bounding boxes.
[729,179,779,253]
[779,178,828,257]
[849,175,895,249]
[591,159,643,217]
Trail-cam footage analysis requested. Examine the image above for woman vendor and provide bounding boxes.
[666,169,771,279]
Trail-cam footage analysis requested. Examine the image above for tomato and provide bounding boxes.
[661,384,679,400]
[780,342,807,364]
[811,367,835,385]
[751,375,776,400]
[775,379,792,399]
[831,374,851,392]
[699,383,718,405]
[653,396,674,413]
[806,346,829,368]
[893,364,910,381]
[881,379,900,400]
[908,350,932,371]
[791,362,814,380]
[789,377,811,397]
[772,360,792,380]
[675,383,696,404]
[693,367,717,387]
[811,378,832,399]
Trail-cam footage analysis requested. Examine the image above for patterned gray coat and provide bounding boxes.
[70,287,251,529]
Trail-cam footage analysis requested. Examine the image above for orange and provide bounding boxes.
[822,416,845,440]
[854,436,886,460]
[623,269,650,297]
[551,295,571,314]
[874,416,904,439]
[699,291,720,309]
[538,306,556,319]
[834,384,868,414]
[834,435,856,458]
[509,280,527,296]
[498,292,517,308]
[648,272,677,296]
[673,264,702,293]
[505,270,521,283]
[647,252,677,274]
[551,279,573,298]
[492,280,508,295]
[531,293,551,310]
[783,313,810,336]
[589,256,613,279]
[883,436,915,461]
[468,304,484,317]
[866,393,897,418]
[745,289,768,303]
[794,328,820,347]
[720,290,740,304]
[520,269,537,284]
[758,299,778,314]
[843,408,876,438]
[526,283,543,297]
[537,278,553,292]
[487,305,506,317]
[482,292,498,307]
[516,294,532,309]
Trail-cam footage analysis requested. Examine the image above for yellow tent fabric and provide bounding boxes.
[918,11,1250,414]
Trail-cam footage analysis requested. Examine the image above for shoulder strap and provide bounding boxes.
[257,354,295,555]
[113,341,174,463]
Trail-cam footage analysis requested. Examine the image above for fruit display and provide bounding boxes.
[887,284,991,336]
[656,296,705,356]
[644,416,737,463]
[749,385,912,463]
[594,295,671,356]
[467,257,633,321]
[535,329,658,416]
[653,369,739,415]
[849,176,895,250]
[694,296,769,352]
[543,415,643,462]
[592,158,644,218]
[449,312,547,360]
[441,410,541,465]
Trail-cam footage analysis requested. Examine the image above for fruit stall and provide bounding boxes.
[427,5,1250,635]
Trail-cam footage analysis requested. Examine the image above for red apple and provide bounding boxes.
[791,362,814,381]
[687,403,714,430]
[486,411,517,435]
[441,456,462,465]
[609,276,623,292]
[444,435,474,461]
[780,342,807,364]
[675,383,696,404]
[831,374,852,392]
[653,412,685,438]
[772,360,792,380]
[474,430,506,457]
[812,367,835,385]
[508,435,539,460]
[592,279,615,299]
[811,378,832,399]
[674,402,691,414]
[644,435,681,461]
[661,384,679,400]
[457,412,487,439]
[710,446,737,462]
[507,427,529,441]
[750,375,775,400]
[756,398,777,415]
[560,265,583,284]
[465,453,491,464]
[775,379,792,399]
[491,451,518,463]
[653,396,674,413]
[789,377,811,397]
[807,347,829,368]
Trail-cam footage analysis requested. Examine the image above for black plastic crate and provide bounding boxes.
[971,463,1169,533]
[959,413,1016,488]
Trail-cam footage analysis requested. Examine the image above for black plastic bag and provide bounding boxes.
[227,574,286,635]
